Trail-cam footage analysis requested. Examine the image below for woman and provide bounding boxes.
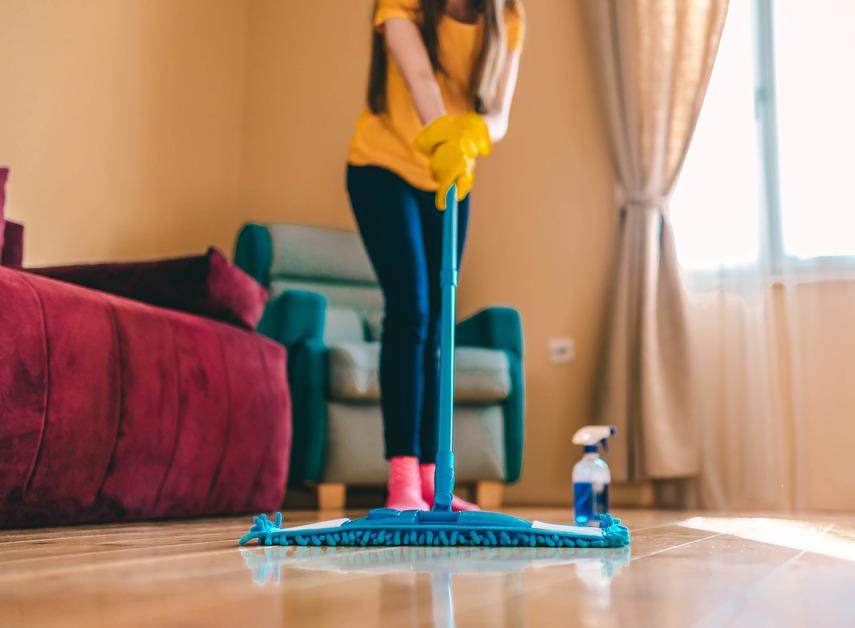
[347,0,524,511]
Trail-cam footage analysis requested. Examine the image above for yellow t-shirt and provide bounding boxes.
[347,0,525,191]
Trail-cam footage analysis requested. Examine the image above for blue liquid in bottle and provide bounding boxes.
[572,447,611,525]
[573,482,609,524]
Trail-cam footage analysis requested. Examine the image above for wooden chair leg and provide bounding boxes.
[316,483,346,510]
[475,481,503,510]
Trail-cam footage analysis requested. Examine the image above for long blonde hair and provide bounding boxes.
[367,0,523,114]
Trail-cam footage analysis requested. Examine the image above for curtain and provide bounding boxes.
[682,277,855,513]
[686,284,794,510]
[584,0,729,482]
[668,0,855,513]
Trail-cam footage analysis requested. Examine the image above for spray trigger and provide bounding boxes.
[572,425,616,455]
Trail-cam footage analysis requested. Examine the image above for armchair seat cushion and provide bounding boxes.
[328,342,511,403]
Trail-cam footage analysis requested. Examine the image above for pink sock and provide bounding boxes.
[419,463,481,511]
[385,456,429,511]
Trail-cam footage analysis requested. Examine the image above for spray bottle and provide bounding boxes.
[572,425,616,524]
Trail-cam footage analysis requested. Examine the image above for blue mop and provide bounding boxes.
[239,185,630,550]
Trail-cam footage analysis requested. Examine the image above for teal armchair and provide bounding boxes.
[235,222,524,509]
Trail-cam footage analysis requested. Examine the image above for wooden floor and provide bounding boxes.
[2,508,854,627]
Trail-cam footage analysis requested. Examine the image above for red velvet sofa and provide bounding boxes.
[0,167,292,528]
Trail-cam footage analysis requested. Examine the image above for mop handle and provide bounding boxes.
[433,183,458,512]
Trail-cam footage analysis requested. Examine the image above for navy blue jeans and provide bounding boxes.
[347,165,470,463]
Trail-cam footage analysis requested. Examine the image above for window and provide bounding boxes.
[671,0,855,272]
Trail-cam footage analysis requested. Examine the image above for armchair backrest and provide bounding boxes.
[235,222,384,344]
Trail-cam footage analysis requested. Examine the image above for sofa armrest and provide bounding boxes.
[258,289,327,349]
[25,248,267,330]
[287,338,329,484]
[457,306,525,484]
[456,306,522,357]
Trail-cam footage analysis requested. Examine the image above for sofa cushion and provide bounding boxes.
[328,342,511,403]
[25,247,267,330]
[1,222,23,267]
[0,167,7,256]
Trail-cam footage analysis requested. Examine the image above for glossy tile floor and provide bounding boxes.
[2,508,854,627]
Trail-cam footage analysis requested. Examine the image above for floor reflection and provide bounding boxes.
[241,544,631,627]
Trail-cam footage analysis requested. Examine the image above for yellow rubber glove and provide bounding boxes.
[414,113,492,209]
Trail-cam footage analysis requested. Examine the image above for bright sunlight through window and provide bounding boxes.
[670,0,760,270]
[775,1,855,260]
[671,0,855,271]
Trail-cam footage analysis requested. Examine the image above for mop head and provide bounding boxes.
[239,509,630,549]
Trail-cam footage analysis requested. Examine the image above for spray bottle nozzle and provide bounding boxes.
[572,425,616,455]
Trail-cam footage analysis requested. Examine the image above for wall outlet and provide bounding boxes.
[548,337,575,364]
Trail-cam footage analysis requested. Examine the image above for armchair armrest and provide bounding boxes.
[456,306,525,484]
[456,306,523,357]
[287,338,329,484]
[257,289,327,349]
[256,289,330,484]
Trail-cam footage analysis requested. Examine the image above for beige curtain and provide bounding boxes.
[584,0,729,481]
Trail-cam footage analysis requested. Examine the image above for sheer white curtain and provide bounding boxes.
[671,0,855,512]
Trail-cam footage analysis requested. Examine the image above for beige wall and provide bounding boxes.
[240,0,617,505]
[1,0,616,505]
[239,1,369,228]
[0,0,247,265]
